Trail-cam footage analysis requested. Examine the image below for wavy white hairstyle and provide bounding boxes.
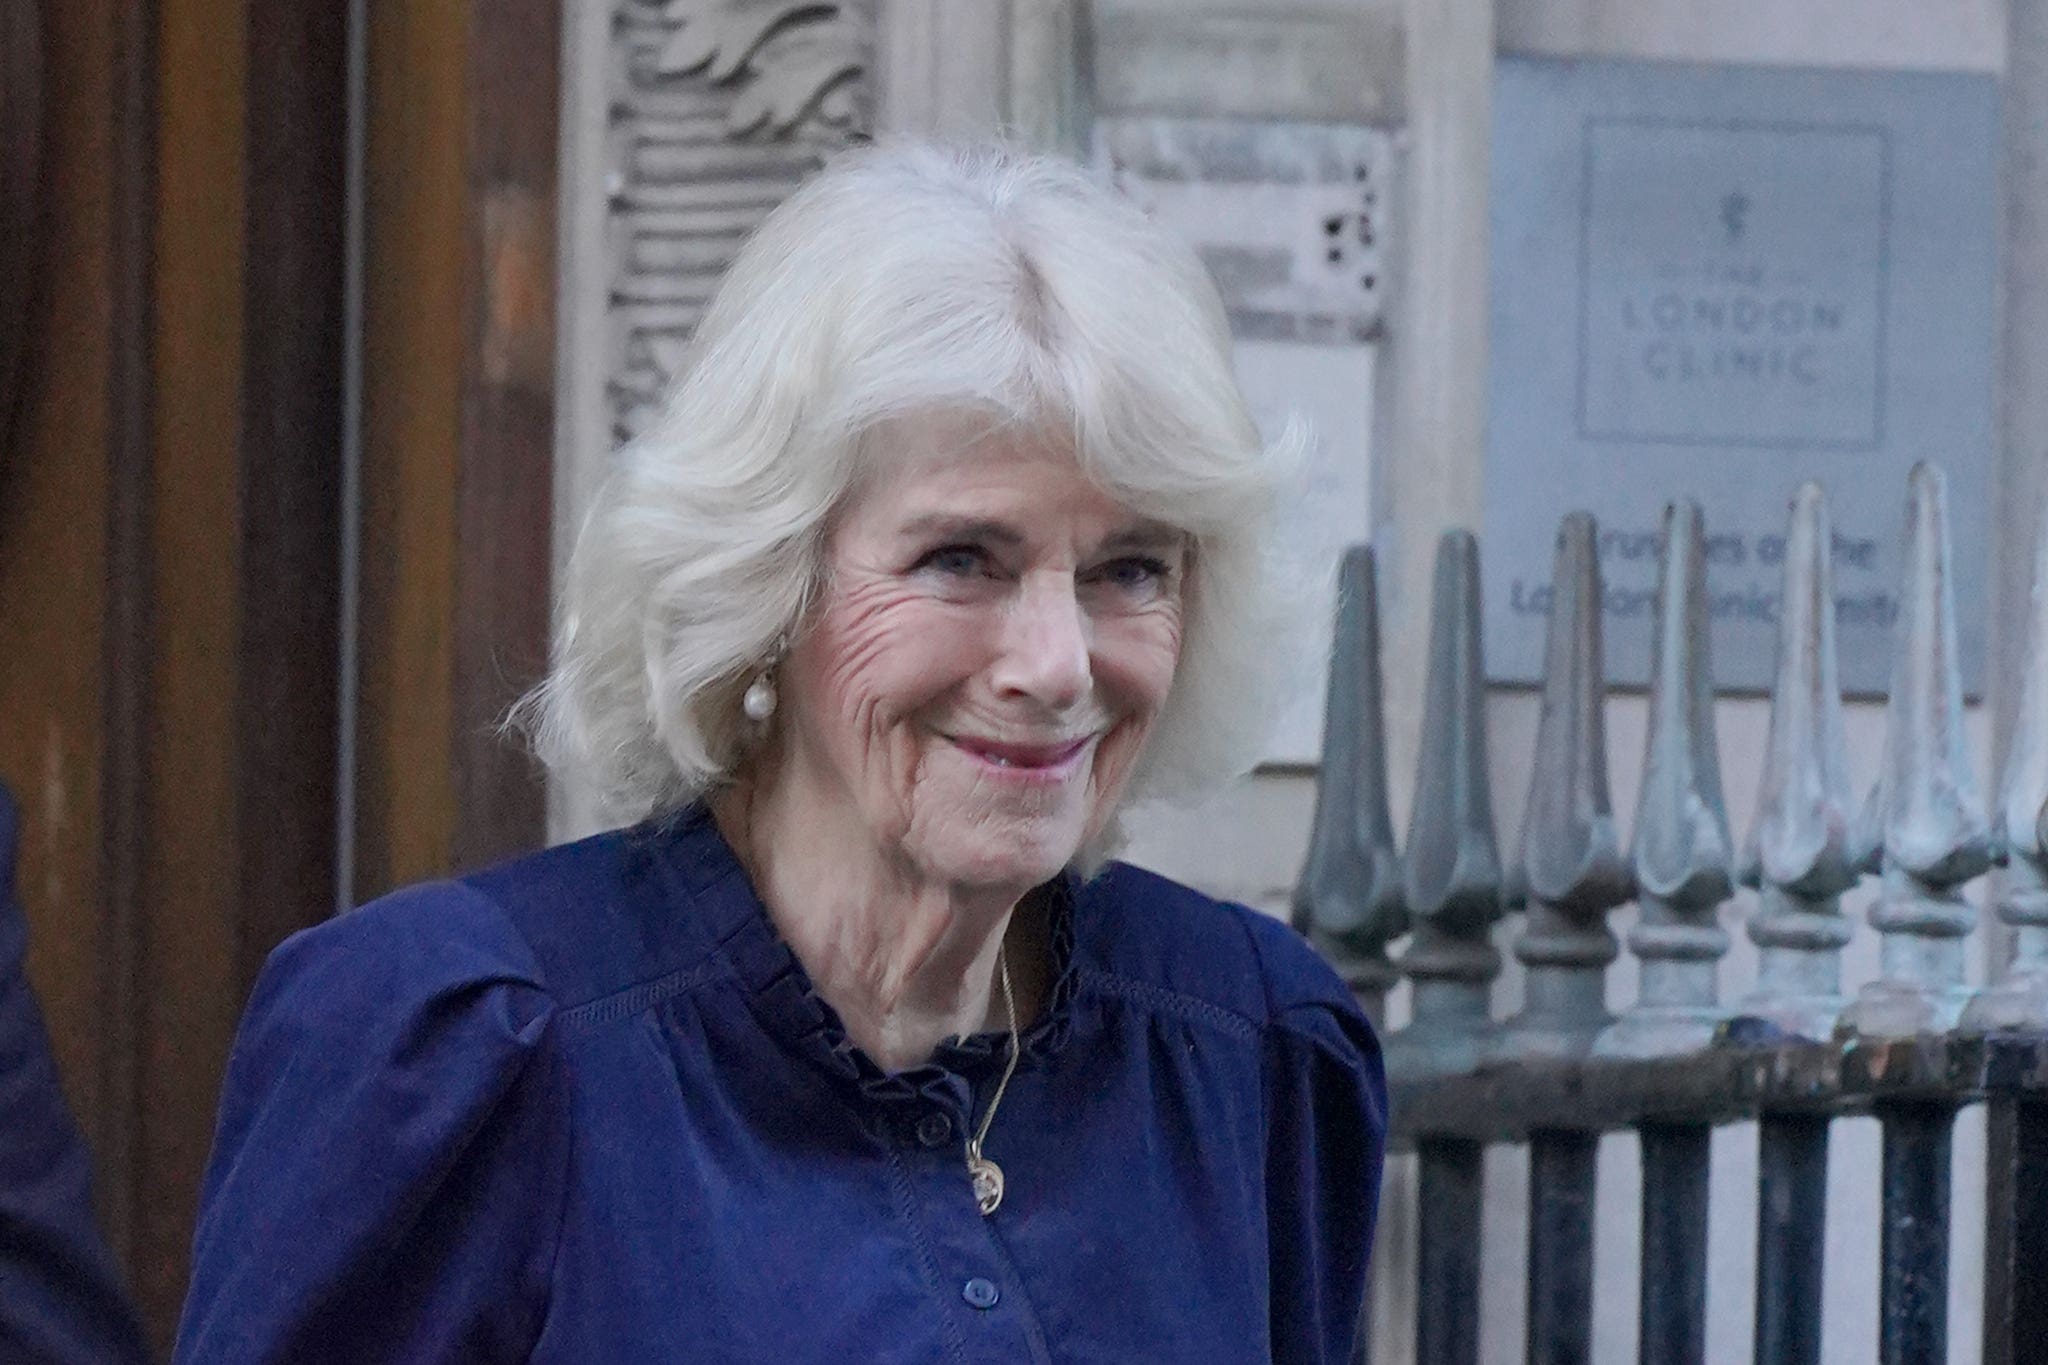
[523,140,1307,848]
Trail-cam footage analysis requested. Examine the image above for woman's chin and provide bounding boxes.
[913,817,1085,893]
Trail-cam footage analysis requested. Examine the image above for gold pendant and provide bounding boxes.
[968,1155,1005,1215]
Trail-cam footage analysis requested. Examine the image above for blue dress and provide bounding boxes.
[175,805,1385,1363]
[0,786,151,1365]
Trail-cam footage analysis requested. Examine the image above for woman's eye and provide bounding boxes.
[1093,556,1173,592]
[913,544,990,578]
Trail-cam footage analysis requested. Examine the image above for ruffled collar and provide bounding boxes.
[656,804,1081,1108]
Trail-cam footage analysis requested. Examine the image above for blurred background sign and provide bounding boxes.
[1485,56,1997,696]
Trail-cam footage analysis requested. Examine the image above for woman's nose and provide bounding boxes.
[992,574,1091,709]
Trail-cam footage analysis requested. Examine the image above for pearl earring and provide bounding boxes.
[742,635,787,724]
[741,672,777,722]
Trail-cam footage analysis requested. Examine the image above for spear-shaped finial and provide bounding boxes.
[1844,462,1994,1039]
[1595,501,1734,1057]
[1740,483,1862,1040]
[1500,513,1633,1060]
[1962,497,2048,1031]
[1291,546,1405,1017]
[1390,531,1502,1078]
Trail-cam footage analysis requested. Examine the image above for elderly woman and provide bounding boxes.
[176,143,1384,1363]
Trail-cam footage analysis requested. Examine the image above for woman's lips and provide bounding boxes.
[949,735,1093,778]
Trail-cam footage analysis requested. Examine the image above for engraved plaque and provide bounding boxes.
[1579,119,1888,450]
[1487,57,1994,695]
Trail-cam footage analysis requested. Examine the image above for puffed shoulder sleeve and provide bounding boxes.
[1247,916,1389,1365]
[174,882,570,1365]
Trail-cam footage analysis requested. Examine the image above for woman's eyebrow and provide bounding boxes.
[1099,523,1186,554]
[896,514,1025,547]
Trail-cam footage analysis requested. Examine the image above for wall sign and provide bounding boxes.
[1097,116,1391,761]
[1487,57,1995,695]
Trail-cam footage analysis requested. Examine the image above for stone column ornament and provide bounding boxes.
[606,0,871,440]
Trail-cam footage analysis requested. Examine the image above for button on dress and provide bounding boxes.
[175,805,1385,1364]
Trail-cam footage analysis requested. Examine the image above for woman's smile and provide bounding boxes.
[943,731,1098,783]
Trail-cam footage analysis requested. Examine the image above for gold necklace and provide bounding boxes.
[964,947,1021,1216]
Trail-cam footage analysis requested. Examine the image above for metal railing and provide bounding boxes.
[1294,463,2048,1365]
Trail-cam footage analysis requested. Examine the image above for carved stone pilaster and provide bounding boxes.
[607,1,872,440]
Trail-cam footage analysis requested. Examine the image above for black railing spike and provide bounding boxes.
[1501,512,1632,1060]
[1845,461,1994,1039]
[1390,530,1502,1079]
[1596,500,1734,1058]
[1742,482,1861,1041]
[1962,495,2048,1032]
[1291,544,1405,1010]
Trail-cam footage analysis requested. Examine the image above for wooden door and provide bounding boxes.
[0,1,557,1345]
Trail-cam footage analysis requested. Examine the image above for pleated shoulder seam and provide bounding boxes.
[554,961,728,1032]
[1072,966,1262,1040]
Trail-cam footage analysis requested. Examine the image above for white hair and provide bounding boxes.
[522,140,1309,852]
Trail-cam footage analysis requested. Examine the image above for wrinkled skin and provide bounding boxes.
[726,414,1187,1067]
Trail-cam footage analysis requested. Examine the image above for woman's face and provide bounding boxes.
[772,417,1186,893]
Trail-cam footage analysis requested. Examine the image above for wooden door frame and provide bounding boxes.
[4,0,559,1344]
[0,2,46,458]
[350,0,558,903]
